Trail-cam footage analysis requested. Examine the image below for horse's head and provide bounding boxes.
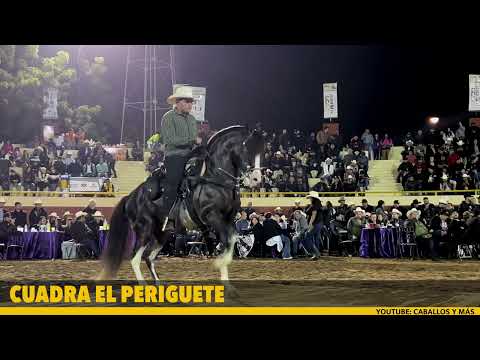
[206,126,265,180]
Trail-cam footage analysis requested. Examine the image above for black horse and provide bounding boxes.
[99,126,264,282]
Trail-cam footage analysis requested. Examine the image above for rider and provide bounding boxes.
[160,86,203,214]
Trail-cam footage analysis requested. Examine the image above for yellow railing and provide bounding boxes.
[239,189,480,198]
[0,191,130,198]
[1,189,478,199]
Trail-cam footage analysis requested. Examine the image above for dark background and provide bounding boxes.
[39,42,480,143]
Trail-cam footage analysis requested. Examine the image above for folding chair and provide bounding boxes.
[457,244,473,261]
[0,241,6,260]
[398,227,419,259]
[5,235,24,260]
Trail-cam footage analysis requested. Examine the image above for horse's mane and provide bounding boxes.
[206,125,246,151]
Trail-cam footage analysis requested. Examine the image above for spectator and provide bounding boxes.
[101,178,115,194]
[83,199,97,216]
[361,129,375,160]
[36,167,49,191]
[67,158,83,177]
[235,210,250,234]
[82,157,97,177]
[347,207,365,243]
[0,212,16,246]
[63,151,75,167]
[9,168,22,191]
[48,213,60,229]
[304,191,324,260]
[430,210,450,261]
[60,211,74,233]
[28,199,48,227]
[46,168,60,192]
[248,214,265,257]
[0,197,5,223]
[69,211,99,258]
[11,201,27,228]
[96,156,110,178]
[381,134,393,159]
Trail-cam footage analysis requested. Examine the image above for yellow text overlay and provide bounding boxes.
[8,285,225,305]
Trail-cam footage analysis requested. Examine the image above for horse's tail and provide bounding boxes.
[100,196,129,279]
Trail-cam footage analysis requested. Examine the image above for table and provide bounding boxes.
[5,229,138,260]
[359,227,403,258]
[6,232,68,260]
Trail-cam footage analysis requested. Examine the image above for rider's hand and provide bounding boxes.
[195,137,202,145]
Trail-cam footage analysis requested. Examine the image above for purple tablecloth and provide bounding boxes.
[6,232,67,260]
[360,227,403,258]
[6,230,137,260]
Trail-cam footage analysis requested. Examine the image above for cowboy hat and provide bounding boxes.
[355,207,365,213]
[441,174,449,180]
[406,208,421,217]
[249,212,258,219]
[351,160,357,164]
[306,191,321,201]
[438,198,448,205]
[338,197,346,203]
[48,212,58,218]
[346,166,353,170]
[0,197,6,203]
[462,173,470,178]
[63,211,72,217]
[167,86,194,105]
[34,199,43,205]
[274,207,283,212]
[391,209,402,216]
[75,211,87,219]
[275,151,282,156]
[93,211,104,218]
[457,140,464,146]
[325,157,332,162]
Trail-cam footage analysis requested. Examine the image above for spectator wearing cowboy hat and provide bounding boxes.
[389,208,404,227]
[347,207,365,242]
[60,211,74,235]
[69,211,99,259]
[430,210,450,261]
[303,191,324,260]
[48,212,60,229]
[391,200,405,219]
[28,199,47,228]
[360,199,374,214]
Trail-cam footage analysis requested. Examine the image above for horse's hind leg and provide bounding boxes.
[144,230,169,282]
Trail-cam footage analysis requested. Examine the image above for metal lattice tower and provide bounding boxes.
[120,45,176,151]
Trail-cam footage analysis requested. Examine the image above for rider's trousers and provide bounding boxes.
[164,148,191,211]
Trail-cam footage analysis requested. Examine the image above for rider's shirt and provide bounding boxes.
[161,109,198,153]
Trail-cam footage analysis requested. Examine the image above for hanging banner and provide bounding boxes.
[469,75,480,112]
[173,84,206,121]
[323,82,338,119]
[42,87,58,120]
[69,177,104,192]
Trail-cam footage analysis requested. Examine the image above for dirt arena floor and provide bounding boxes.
[2,257,480,306]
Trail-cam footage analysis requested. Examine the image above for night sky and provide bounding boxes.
[42,45,480,143]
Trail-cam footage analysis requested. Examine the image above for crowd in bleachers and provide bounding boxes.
[397,121,480,192]
[239,128,395,194]
[0,136,118,193]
